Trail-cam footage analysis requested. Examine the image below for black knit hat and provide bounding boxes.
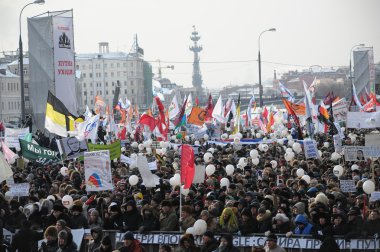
[101,236,112,245]
[123,231,134,241]
[203,230,214,239]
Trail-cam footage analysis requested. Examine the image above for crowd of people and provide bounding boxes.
[0,124,380,252]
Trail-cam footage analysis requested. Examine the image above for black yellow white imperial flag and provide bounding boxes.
[45,91,78,137]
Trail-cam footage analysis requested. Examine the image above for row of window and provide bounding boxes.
[0,101,20,110]
[85,97,136,106]
[0,82,19,92]
[82,71,136,78]
[76,61,141,70]
[82,80,134,88]
[83,88,135,96]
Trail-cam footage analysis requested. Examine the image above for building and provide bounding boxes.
[75,42,152,112]
[0,68,21,123]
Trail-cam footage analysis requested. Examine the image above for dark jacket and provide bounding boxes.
[10,227,39,252]
[272,221,291,234]
[238,217,257,235]
[139,211,160,232]
[345,216,364,240]
[57,232,78,252]
[364,218,380,237]
[122,205,142,231]
[4,210,26,232]
[159,210,179,231]
[70,213,89,229]
[200,238,219,252]
[38,239,58,252]
[103,213,124,230]
[118,239,146,252]
[88,227,103,252]
[43,212,72,230]
[332,223,348,236]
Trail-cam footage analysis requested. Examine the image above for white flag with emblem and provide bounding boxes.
[169,95,180,120]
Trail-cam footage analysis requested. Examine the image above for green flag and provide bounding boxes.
[19,139,60,165]
[87,140,121,160]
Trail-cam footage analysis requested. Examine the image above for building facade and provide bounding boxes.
[0,68,21,123]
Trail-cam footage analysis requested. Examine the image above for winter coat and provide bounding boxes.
[88,227,103,252]
[294,214,313,235]
[56,232,78,252]
[200,238,219,252]
[10,227,40,252]
[364,218,380,237]
[345,216,364,240]
[38,239,59,252]
[181,216,196,231]
[272,221,291,234]
[43,212,72,230]
[159,210,179,231]
[238,217,258,235]
[117,239,146,252]
[4,210,26,232]
[122,208,142,231]
[70,214,89,229]
[312,223,333,241]
[103,213,124,230]
[256,210,272,233]
[332,223,348,236]
[138,213,160,232]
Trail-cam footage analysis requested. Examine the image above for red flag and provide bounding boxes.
[205,94,214,120]
[173,97,188,127]
[139,114,156,131]
[181,144,195,189]
[117,127,127,140]
[282,98,303,140]
[262,107,268,119]
[195,97,199,107]
[155,96,166,126]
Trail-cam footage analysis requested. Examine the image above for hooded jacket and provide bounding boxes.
[294,214,313,235]
[88,226,103,252]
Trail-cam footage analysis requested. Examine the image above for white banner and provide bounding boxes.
[53,14,77,115]
[332,99,348,122]
[4,127,29,149]
[84,150,113,192]
[303,140,319,159]
[340,180,357,193]
[9,183,30,197]
[59,137,88,160]
[346,111,380,129]
[344,146,380,161]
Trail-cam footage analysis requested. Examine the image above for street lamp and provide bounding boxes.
[349,43,365,98]
[258,28,276,107]
[19,0,45,122]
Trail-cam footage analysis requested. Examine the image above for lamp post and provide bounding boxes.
[349,43,364,98]
[258,28,276,107]
[19,0,45,122]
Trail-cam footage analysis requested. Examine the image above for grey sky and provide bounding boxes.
[1,0,379,89]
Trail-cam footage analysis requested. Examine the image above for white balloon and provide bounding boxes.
[296,168,305,177]
[62,195,73,209]
[250,149,259,159]
[333,165,344,177]
[323,142,330,148]
[169,177,176,186]
[252,158,259,166]
[185,135,190,141]
[60,167,69,176]
[204,152,213,163]
[220,178,230,187]
[203,134,209,141]
[256,133,262,138]
[193,219,207,235]
[160,141,165,148]
[331,152,341,161]
[173,162,179,169]
[301,175,311,184]
[138,144,144,151]
[194,141,200,145]
[164,141,170,148]
[351,164,359,171]
[363,180,375,194]
[318,150,322,158]
[236,133,243,139]
[186,227,196,235]
[288,139,294,147]
[205,164,216,176]
[270,160,278,168]
[234,137,240,144]
[207,148,215,154]
[171,135,176,141]
[286,148,293,154]
[292,142,302,154]
[4,191,13,201]
[238,157,247,166]
[277,139,284,146]
[221,133,228,140]
[284,152,295,161]
[258,144,264,152]
[262,144,269,152]
[129,175,139,186]
[173,173,181,186]
[131,142,138,148]
[181,186,190,196]
[287,135,293,140]
[225,165,235,176]
[173,145,179,151]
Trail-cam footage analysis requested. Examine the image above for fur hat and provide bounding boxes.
[315,193,329,206]
[71,204,82,212]
[274,213,289,223]
[161,200,172,207]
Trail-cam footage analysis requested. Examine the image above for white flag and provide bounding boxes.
[212,95,225,123]
[137,156,160,188]
[169,95,180,120]
[0,152,13,183]
[76,114,100,143]
[185,93,193,116]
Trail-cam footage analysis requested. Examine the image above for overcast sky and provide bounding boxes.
[1,0,379,89]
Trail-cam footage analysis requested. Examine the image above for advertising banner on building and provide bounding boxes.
[52,14,77,115]
[84,150,113,192]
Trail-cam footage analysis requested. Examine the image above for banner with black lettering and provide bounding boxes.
[19,139,60,165]
[53,12,77,115]
[58,136,88,160]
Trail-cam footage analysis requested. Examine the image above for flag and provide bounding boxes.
[94,95,106,114]
[266,111,274,132]
[168,95,180,120]
[0,152,13,183]
[195,97,199,107]
[125,98,131,109]
[212,95,225,123]
[76,114,100,143]
[181,144,195,189]
[279,81,295,102]
[45,91,77,137]
[139,114,156,131]
[175,114,187,130]
[188,107,206,126]
[352,84,364,110]
[233,94,241,134]
[205,94,214,120]
[282,98,303,140]
[173,97,188,127]
[185,93,193,116]
[303,81,314,138]
[247,95,256,126]
[1,141,18,164]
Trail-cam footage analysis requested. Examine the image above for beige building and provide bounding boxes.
[0,68,21,123]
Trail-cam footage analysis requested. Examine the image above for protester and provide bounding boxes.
[88,226,103,252]
[10,220,40,252]
[264,234,286,252]
[176,233,200,252]
[200,231,219,252]
[93,236,113,252]
[56,230,78,252]
[213,233,239,252]
[117,231,146,252]
[38,225,59,252]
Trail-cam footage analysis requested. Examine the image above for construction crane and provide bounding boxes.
[157,59,174,79]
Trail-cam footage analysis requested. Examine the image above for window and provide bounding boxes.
[106,91,108,95]
[84,91,87,95]
[90,91,93,95]
[111,63,114,68]
[90,83,93,87]
[130,80,134,86]
[111,72,114,77]
[83,83,86,88]
[90,100,93,105]
[124,81,127,86]
[82,73,86,78]
[76,65,79,70]
[89,73,93,78]
[117,63,120,68]
[112,90,114,94]
[124,90,127,94]
[131,89,134,94]
[112,82,114,86]
[130,71,133,76]
[106,82,108,87]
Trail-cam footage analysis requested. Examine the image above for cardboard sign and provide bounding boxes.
[9,183,30,197]
[304,140,320,159]
[339,180,357,193]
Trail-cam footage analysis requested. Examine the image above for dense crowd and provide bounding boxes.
[0,125,380,252]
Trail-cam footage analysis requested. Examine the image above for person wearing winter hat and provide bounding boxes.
[88,226,103,252]
[213,233,239,252]
[93,236,113,252]
[201,231,219,252]
[117,231,146,252]
[70,204,89,229]
[159,244,172,252]
[264,234,286,252]
[39,225,59,252]
[57,230,78,252]
[239,208,258,235]
[43,204,71,230]
[272,213,291,234]
[159,200,179,231]
[177,233,200,252]
[180,205,196,231]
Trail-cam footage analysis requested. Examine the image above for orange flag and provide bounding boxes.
[187,107,206,126]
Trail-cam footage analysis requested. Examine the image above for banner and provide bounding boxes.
[303,139,319,159]
[9,183,30,197]
[114,233,379,250]
[333,134,342,153]
[339,180,357,193]
[332,99,348,122]
[4,127,29,149]
[58,137,88,160]
[19,139,60,165]
[344,146,380,161]
[53,13,77,114]
[346,111,380,128]
[84,150,113,192]
[87,140,121,160]
[365,134,380,147]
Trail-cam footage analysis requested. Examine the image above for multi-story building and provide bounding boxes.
[0,68,21,123]
[75,42,152,112]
